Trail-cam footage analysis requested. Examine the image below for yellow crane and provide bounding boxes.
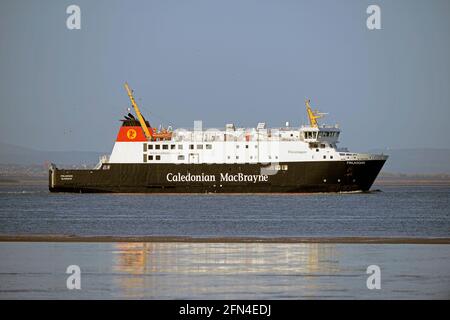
[305,99,324,128]
[124,82,153,140]
[124,82,173,141]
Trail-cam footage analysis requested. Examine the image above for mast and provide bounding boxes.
[124,82,153,140]
[305,99,324,128]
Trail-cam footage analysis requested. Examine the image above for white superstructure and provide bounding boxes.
[109,120,385,165]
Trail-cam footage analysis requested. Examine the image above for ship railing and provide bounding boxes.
[94,155,110,170]
[339,153,388,161]
[301,124,339,130]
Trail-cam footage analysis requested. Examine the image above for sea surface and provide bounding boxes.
[0,184,449,237]
[0,242,449,299]
[0,183,449,299]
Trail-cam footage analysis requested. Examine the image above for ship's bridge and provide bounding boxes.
[300,124,340,144]
[300,99,341,148]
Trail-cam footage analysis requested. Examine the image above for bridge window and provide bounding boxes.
[178,145,183,150]
[189,144,194,150]
[197,144,203,149]
[306,132,316,139]
[148,144,153,150]
[178,155,184,160]
[171,145,176,150]
[155,155,161,160]
[162,145,168,150]
[148,155,153,160]
[206,144,212,150]
[155,145,160,150]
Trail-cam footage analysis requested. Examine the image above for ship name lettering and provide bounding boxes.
[220,173,268,183]
[166,172,216,182]
[166,172,269,183]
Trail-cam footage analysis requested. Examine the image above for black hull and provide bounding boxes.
[49,160,386,193]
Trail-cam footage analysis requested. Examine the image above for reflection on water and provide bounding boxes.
[114,243,149,274]
[0,242,449,299]
[113,243,150,292]
[114,243,339,274]
[112,242,341,298]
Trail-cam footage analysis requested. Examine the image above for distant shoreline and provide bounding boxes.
[1,235,449,244]
[374,179,450,186]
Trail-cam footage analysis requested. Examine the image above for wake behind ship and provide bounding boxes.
[49,83,387,193]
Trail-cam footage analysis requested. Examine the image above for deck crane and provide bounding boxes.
[305,99,327,128]
[124,82,172,140]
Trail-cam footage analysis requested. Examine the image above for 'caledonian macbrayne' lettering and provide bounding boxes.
[166,172,269,183]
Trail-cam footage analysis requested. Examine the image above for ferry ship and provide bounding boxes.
[49,83,387,193]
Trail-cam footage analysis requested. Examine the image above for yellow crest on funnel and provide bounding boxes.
[126,128,137,140]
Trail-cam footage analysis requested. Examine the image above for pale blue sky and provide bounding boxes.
[0,0,449,152]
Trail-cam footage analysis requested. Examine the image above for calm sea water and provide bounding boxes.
[0,184,449,299]
[0,242,449,299]
[0,184,449,237]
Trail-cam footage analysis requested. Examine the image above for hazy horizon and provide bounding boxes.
[1,0,449,152]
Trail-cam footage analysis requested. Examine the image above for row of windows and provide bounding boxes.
[143,143,260,152]
[304,131,339,139]
[145,155,335,162]
[144,154,185,162]
[304,131,317,139]
[147,155,161,161]
[310,143,336,150]
[319,131,339,138]
[145,154,335,162]
[143,154,280,162]
[144,144,213,151]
